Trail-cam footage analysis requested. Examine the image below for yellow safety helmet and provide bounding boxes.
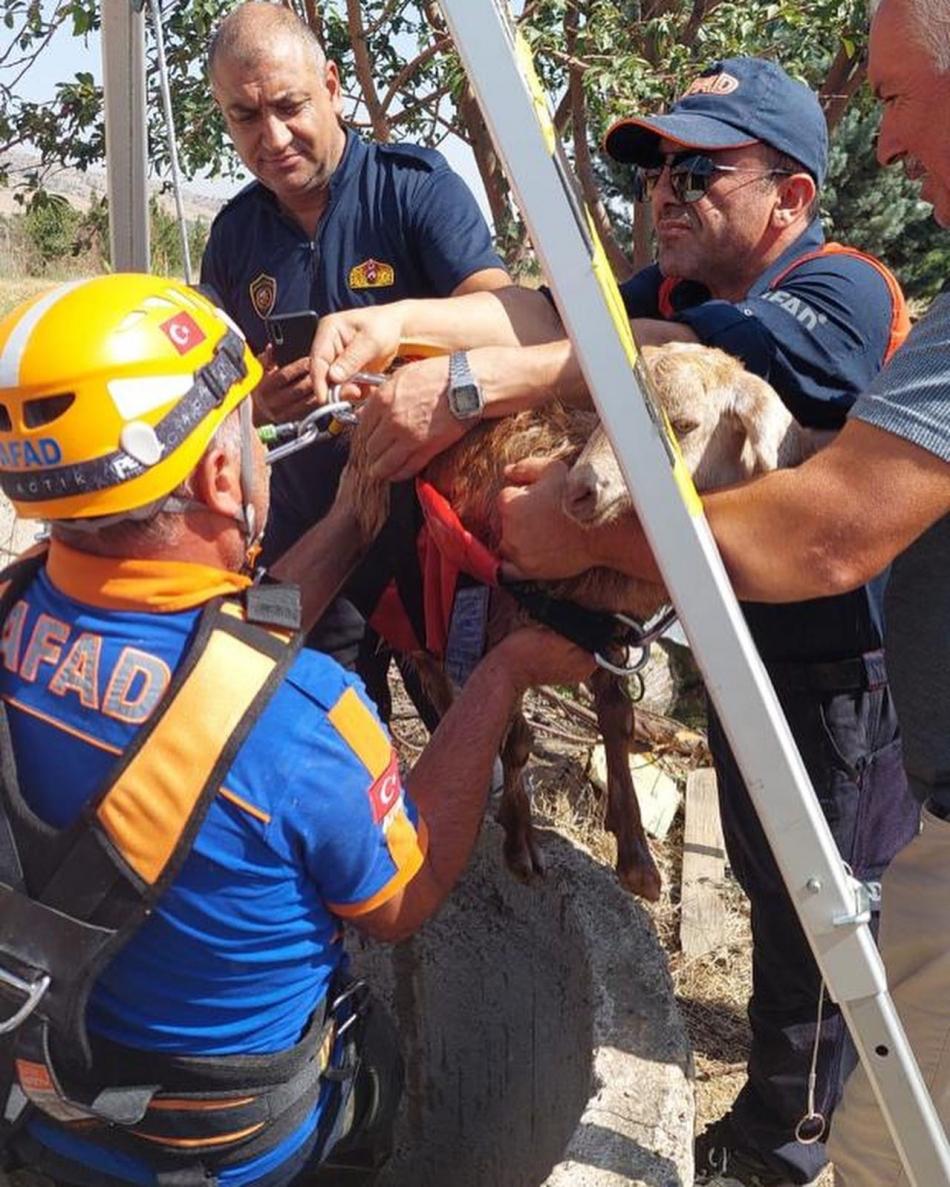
[0,273,261,521]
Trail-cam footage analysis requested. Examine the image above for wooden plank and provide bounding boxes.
[680,767,728,959]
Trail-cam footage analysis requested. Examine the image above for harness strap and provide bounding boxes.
[767,242,910,362]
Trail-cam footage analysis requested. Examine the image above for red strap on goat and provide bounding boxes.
[414,479,501,657]
[415,480,502,589]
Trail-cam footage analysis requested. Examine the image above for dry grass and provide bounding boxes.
[0,276,56,319]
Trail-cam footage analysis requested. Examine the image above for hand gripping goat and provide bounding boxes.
[335,343,814,901]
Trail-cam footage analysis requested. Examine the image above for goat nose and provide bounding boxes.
[563,464,603,523]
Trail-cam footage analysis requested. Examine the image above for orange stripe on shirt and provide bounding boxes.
[218,785,271,824]
[3,693,122,755]
[327,809,428,919]
[327,687,392,779]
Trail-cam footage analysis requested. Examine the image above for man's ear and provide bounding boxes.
[325,60,343,114]
[191,446,244,519]
[772,172,816,227]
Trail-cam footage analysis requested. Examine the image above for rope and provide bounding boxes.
[147,0,192,283]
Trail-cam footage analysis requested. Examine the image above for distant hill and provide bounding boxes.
[0,150,237,223]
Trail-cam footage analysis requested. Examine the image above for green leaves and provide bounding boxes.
[0,0,942,289]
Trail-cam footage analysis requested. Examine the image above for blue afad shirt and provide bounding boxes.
[200,130,505,352]
[0,543,427,1187]
[621,220,898,662]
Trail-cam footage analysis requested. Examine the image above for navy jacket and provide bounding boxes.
[621,221,899,662]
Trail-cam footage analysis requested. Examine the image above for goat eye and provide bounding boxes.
[671,419,698,436]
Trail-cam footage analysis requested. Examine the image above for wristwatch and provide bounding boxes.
[446,350,484,420]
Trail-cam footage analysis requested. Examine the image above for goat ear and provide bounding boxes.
[729,371,794,473]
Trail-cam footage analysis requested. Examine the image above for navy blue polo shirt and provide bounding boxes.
[201,131,504,667]
[201,129,504,353]
[620,221,898,662]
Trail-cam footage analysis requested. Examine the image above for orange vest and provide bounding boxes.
[657,241,910,363]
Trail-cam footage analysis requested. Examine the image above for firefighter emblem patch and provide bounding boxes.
[249,273,277,318]
[348,258,395,290]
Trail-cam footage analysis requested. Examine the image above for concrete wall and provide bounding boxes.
[353,823,693,1187]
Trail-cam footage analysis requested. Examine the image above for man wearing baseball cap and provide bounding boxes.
[600,57,919,1187]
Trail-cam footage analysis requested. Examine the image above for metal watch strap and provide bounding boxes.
[447,351,484,420]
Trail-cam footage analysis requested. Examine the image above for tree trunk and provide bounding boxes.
[566,1,632,280]
[346,0,391,142]
[820,44,866,135]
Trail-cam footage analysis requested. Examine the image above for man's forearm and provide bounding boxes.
[399,286,564,352]
[476,339,590,415]
[268,501,366,634]
[406,649,521,895]
[705,421,950,602]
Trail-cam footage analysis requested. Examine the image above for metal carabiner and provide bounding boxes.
[595,642,652,677]
[0,966,51,1035]
[261,372,388,465]
[326,370,387,406]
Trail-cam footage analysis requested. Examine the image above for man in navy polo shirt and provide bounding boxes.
[200,1,509,678]
[304,57,920,1187]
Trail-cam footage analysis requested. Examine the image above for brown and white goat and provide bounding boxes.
[340,343,811,901]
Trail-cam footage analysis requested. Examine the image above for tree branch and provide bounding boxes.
[365,0,403,39]
[345,0,391,141]
[387,84,454,129]
[380,38,451,116]
[820,43,866,134]
[565,1,632,279]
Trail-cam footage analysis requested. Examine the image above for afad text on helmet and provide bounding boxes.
[0,437,63,469]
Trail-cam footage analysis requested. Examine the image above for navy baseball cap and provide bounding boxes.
[604,57,828,186]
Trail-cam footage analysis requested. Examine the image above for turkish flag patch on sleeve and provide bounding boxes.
[161,312,207,355]
[367,752,403,825]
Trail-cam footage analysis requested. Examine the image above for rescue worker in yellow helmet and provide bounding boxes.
[0,274,593,1187]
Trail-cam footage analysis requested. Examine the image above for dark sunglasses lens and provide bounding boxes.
[670,155,715,203]
[632,166,662,203]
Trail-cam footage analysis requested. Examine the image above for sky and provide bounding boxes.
[3,11,494,222]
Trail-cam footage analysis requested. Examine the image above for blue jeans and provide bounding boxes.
[708,652,919,1185]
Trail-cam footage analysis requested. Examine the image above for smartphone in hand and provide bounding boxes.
[264,310,319,367]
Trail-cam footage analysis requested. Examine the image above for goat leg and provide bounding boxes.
[496,703,544,881]
[590,668,662,902]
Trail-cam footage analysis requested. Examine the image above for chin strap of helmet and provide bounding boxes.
[237,396,262,573]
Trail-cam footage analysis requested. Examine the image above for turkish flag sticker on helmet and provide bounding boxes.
[161,312,207,355]
[368,752,403,825]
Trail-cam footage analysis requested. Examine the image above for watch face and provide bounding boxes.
[450,382,483,418]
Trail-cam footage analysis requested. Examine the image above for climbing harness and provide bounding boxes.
[256,368,680,672]
[502,581,677,676]
[0,553,363,1184]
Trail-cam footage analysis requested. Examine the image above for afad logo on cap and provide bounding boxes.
[683,71,740,97]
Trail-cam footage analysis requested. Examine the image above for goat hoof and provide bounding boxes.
[503,836,545,883]
[617,859,662,902]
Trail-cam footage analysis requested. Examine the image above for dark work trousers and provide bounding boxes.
[707,650,920,1185]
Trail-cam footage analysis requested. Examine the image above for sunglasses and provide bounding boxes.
[632,152,794,204]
